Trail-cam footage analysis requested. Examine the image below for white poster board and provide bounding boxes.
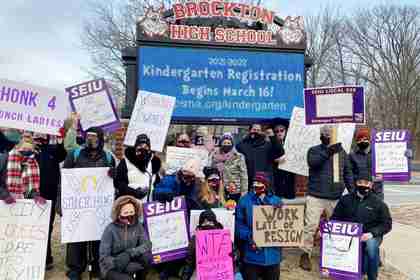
[0,199,51,280]
[165,146,209,177]
[189,209,235,242]
[279,107,355,176]
[61,168,115,243]
[124,90,176,152]
[375,142,408,173]
[0,79,69,135]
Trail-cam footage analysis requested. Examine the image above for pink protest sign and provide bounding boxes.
[196,229,234,280]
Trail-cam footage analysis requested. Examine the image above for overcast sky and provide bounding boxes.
[0,0,418,91]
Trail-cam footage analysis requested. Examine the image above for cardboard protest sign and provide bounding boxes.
[0,199,51,280]
[165,146,209,177]
[143,196,189,264]
[67,78,120,133]
[253,205,304,247]
[190,209,235,242]
[320,220,363,280]
[372,129,411,182]
[304,86,365,125]
[124,90,175,152]
[196,229,234,280]
[0,79,69,135]
[61,168,115,243]
[279,107,355,176]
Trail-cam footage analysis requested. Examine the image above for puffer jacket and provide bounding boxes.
[236,192,282,266]
[307,144,354,200]
[349,148,383,194]
[99,196,152,278]
[211,148,248,196]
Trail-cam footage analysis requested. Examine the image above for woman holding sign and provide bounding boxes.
[197,167,226,209]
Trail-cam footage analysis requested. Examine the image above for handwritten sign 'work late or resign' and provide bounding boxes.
[372,129,411,182]
[253,205,304,247]
[67,78,121,133]
[61,168,115,243]
[0,79,69,135]
[143,196,189,264]
[124,90,175,152]
[320,220,363,280]
[0,199,51,280]
[304,86,365,125]
[196,229,234,280]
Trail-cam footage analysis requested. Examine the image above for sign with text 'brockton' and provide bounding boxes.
[138,46,304,122]
[0,79,69,135]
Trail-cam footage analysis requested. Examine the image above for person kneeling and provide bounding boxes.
[331,179,392,280]
[99,196,152,280]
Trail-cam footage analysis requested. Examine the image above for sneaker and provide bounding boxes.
[299,253,312,271]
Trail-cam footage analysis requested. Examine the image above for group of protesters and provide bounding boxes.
[0,115,402,280]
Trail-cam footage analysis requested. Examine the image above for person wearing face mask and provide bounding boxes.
[114,134,162,203]
[349,128,385,200]
[299,125,354,271]
[59,126,116,280]
[176,133,193,148]
[99,195,152,280]
[331,179,392,280]
[0,128,20,201]
[211,133,248,202]
[236,124,275,191]
[32,132,67,270]
[197,167,226,208]
[236,172,282,280]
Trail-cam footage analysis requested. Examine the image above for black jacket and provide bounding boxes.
[270,136,295,199]
[236,135,274,190]
[349,148,383,194]
[35,143,67,200]
[307,144,354,200]
[331,192,392,238]
[114,147,161,200]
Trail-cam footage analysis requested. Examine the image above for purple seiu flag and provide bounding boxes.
[143,196,190,264]
[372,129,411,182]
[320,220,363,280]
[66,78,121,133]
[304,86,365,125]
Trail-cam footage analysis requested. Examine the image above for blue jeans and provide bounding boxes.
[363,237,381,280]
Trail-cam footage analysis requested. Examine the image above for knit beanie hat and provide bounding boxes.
[254,172,270,187]
[198,209,223,229]
[220,133,234,146]
[203,166,220,180]
[356,128,370,142]
[135,134,151,147]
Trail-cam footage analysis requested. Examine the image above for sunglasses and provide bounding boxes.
[207,178,220,184]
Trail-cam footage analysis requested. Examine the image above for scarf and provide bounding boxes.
[213,149,235,175]
[6,149,40,197]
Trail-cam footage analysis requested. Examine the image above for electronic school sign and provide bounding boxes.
[136,1,306,123]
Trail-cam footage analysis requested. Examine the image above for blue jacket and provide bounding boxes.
[235,192,282,266]
[153,174,202,210]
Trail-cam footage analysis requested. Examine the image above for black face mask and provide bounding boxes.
[357,142,370,150]
[320,135,330,146]
[357,186,370,196]
[221,145,233,153]
[76,136,85,145]
[119,215,136,225]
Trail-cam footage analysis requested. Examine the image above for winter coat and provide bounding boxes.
[211,148,248,196]
[236,135,274,190]
[153,174,203,211]
[270,136,295,199]
[307,144,354,200]
[114,147,161,203]
[331,192,392,238]
[0,152,9,199]
[99,196,152,278]
[349,148,383,194]
[236,192,282,266]
[35,143,67,200]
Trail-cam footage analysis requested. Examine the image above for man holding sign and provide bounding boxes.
[331,179,392,280]
[300,125,354,271]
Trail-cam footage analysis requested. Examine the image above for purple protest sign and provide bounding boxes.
[320,220,363,280]
[372,129,411,182]
[66,78,121,133]
[143,196,190,264]
[304,86,364,125]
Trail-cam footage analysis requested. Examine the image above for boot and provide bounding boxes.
[299,253,312,271]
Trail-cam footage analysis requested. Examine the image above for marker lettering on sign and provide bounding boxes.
[68,79,104,98]
[323,222,359,236]
[146,198,182,216]
[0,86,38,107]
[375,131,406,142]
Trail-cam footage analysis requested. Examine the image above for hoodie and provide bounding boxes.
[99,196,152,278]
